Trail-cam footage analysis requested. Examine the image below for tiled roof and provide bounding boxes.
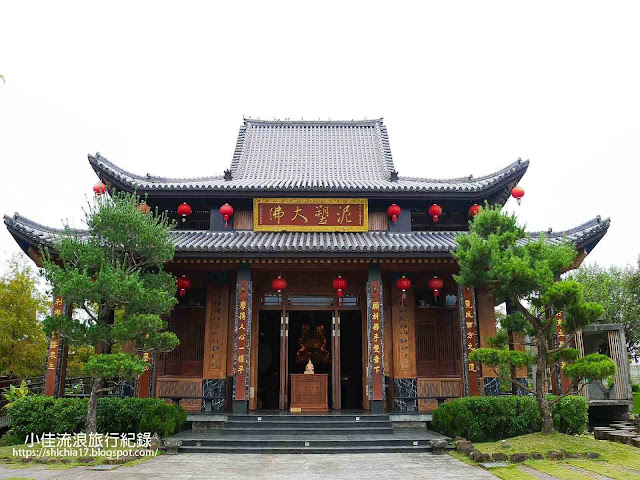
[88,118,529,195]
[4,214,610,257]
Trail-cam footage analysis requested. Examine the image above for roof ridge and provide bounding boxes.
[533,215,610,237]
[89,153,225,184]
[243,117,385,126]
[399,159,529,183]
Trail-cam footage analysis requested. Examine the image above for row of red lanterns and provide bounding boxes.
[177,273,445,304]
[386,185,525,223]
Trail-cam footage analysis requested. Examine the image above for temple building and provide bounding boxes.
[5,117,624,417]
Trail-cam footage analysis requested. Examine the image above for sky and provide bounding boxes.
[1,1,639,271]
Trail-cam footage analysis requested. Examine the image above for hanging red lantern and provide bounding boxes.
[137,202,151,214]
[396,275,412,306]
[511,185,525,205]
[177,202,192,222]
[93,182,107,196]
[428,204,443,222]
[176,275,191,297]
[272,276,287,292]
[387,204,401,224]
[332,275,348,306]
[219,203,234,228]
[429,276,444,299]
[469,204,481,217]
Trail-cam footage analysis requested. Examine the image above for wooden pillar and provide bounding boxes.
[475,287,499,396]
[202,283,229,412]
[460,286,480,396]
[506,301,528,395]
[233,264,252,414]
[391,275,417,411]
[549,310,573,395]
[367,264,385,413]
[137,352,153,398]
[44,296,69,398]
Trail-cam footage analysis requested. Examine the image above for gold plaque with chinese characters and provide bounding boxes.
[253,198,368,232]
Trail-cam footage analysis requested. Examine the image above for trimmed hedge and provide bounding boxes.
[7,396,187,442]
[431,395,588,441]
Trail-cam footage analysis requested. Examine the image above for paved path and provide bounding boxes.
[0,453,497,479]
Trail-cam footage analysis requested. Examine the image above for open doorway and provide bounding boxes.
[257,310,281,410]
[340,310,363,409]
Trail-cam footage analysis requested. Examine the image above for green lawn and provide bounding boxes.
[456,432,640,480]
[0,440,158,470]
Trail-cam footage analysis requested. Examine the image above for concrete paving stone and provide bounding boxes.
[0,453,499,479]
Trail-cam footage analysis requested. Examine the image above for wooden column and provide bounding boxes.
[391,274,417,412]
[137,352,153,398]
[233,264,252,413]
[460,286,480,396]
[44,296,69,397]
[203,284,229,379]
[475,287,499,395]
[367,264,385,413]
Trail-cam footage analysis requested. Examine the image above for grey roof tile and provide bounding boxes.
[4,214,610,257]
[88,118,529,194]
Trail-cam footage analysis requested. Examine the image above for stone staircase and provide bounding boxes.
[168,413,449,454]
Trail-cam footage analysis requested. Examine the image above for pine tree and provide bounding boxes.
[454,205,616,433]
[41,192,179,433]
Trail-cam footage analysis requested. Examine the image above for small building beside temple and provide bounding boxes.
[6,117,626,416]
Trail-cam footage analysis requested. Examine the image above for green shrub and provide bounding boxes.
[7,396,186,442]
[632,383,640,393]
[431,395,587,441]
[549,395,588,435]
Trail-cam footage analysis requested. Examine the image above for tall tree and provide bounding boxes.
[571,261,640,361]
[454,205,616,433]
[41,192,179,433]
[0,256,48,378]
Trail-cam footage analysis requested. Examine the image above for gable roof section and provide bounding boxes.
[4,214,610,258]
[88,118,529,197]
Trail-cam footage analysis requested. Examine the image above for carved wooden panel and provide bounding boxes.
[368,211,389,231]
[233,211,252,230]
[417,377,462,412]
[415,309,461,377]
[203,285,229,379]
[392,289,417,378]
[156,376,203,412]
[290,374,329,412]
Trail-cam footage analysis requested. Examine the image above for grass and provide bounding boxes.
[0,439,159,470]
[456,432,640,480]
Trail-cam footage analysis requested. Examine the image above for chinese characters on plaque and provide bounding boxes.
[47,297,65,370]
[462,287,480,395]
[397,297,411,371]
[234,281,250,401]
[253,198,368,232]
[369,281,383,401]
[204,287,228,378]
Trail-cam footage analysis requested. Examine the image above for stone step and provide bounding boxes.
[179,438,433,448]
[226,415,390,423]
[224,420,391,429]
[221,426,395,435]
[177,444,438,454]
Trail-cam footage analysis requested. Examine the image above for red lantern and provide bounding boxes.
[177,202,192,222]
[387,204,401,224]
[272,275,287,293]
[469,204,481,217]
[93,182,107,196]
[333,275,348,306]
[220,203,234,229]
[176,275,191,297]
[396,275,411,306]
[511,185,525,205]
[429,276,444,299]
[137,202,151,214]
[428,204,443,222]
